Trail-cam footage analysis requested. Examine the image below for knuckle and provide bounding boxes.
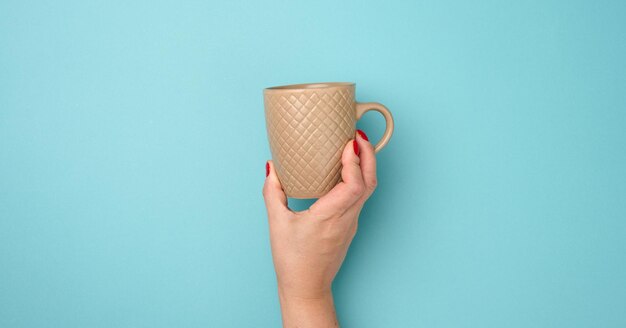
[262,184,270,198]
[367,177,378,190]
[348,183,365,197]
[351,223,359,238]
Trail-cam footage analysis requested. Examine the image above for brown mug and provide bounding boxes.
[264,82,394,198]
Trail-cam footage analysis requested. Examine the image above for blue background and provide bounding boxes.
[1,0,625,327]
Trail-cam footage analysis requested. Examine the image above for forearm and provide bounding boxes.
[278,287,338,328]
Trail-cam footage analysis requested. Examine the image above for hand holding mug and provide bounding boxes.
[263,130,377,327]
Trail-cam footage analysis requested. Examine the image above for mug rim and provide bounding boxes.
[264,82,355,93]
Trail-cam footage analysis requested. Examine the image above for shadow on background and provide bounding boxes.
[287,198,317,212]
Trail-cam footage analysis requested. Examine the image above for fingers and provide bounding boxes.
[356,129,377,198]
[263,160,291,217]
[309,138,365,217]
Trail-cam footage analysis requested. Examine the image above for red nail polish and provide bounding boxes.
[265,161,270,177]
[353,140,360,156]
[357,129,369,141]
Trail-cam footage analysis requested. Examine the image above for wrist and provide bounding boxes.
[278,282,333,301]
[278,285,333,302]
[278,286,337,327]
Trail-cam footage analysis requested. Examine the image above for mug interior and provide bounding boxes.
[265,82,354,92]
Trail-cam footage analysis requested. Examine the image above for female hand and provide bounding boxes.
[263,130,377,327]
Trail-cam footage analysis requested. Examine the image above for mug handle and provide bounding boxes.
[356,102,394,153]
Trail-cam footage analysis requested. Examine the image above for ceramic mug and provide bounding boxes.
[264,82,394,198]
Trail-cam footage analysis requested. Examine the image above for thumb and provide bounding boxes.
[310,139,365,216]
[262,160,290,216]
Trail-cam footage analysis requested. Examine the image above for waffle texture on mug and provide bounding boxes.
[265,88,356,197]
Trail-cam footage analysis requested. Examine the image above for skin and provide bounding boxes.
[263,131,377,328]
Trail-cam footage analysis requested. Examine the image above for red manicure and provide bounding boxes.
[353,140,360,156]
[265,161,270,177]
[357,129,369,141]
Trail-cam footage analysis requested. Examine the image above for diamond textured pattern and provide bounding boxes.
[264,85,356,198]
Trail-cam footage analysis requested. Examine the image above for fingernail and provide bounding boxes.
[353,140,360,156]
[357,129,369,141]
[265,161,270,177]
